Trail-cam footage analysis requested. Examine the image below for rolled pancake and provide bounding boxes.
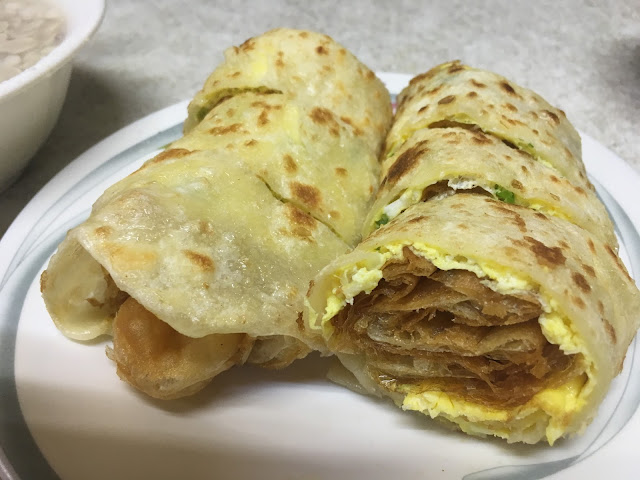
[385,61,591,192]
[41,29,392,399]
[362,127,615,245]
[184,28,392,153]
[306,194,640,444]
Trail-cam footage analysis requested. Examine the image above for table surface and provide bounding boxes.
[1,0,638,238]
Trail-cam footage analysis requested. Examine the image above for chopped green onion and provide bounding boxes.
[197,107,210,121]
[494,184,516,204]
[375,213,390,228]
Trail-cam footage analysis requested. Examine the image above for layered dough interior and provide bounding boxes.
[328,247,585,410]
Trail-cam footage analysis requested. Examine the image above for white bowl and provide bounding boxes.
[0,0,105,192]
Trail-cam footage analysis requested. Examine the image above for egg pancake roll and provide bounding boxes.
[306,194,640,444]
[305,63,639,444]
[41,29,392,399]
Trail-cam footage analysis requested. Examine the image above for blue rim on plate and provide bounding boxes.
[1,74,639,480]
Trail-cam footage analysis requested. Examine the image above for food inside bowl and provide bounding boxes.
[0,0,65,82]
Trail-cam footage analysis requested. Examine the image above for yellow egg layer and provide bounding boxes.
[319,242,593,443]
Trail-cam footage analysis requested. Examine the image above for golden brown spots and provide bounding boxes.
[559,241,570,249]
[509,214,526,232]
[572,295,586,309]
[504,103,518,112]
[244,139,258,147]
[457,223,469,230]
[603,318,617,344]
[275,57,285,68]
[521,165,529,174]
[296,312,305,332]
[183,250,215,272]
[231,71,241,77]
[418,105,429,114]
[550,193,560,201]
[426,85,443,96]
[597,300,605,315]
[198,220,214,235]
[226,108,236,118]
[151,148,192,164]
[202,282,210,290]
[366,70,375,80]
[438,95,456,105]
[316,45,329,55]
[408,215,430,225]
[283,154,297,173]
[582,263,596,278]
[471,132,492,145]
[534,212,548,221]
[499,81,517,95]
[94,226,112,238]
[335,167,348,177]
[447,63,465,74]
[549,175,560,183]
[573,185,586,196]
[524,236,566,267]
[209,123,242,135]
[322,65,334,73]
[489,203,527,232]
[299,32,309,38]
[470,79,487,88]
[339,116,364,136]
[291,182,321,208]
[286,203,316,228]
[306,279,316,297]
[309,107,340,136]
[329,210,341,219]
[240,37,256,51]
[283,206,316,242]
[466,91,478,98]
[511,179,524,190]
[386,142,427,185]
[572,272,591,293]
[543,109,560,125]
[258,110,269,126]
[409,70,437,86]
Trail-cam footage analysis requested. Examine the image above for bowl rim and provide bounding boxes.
[0,0,106,100]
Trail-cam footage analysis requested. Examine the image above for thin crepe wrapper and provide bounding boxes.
[173,92,379,245]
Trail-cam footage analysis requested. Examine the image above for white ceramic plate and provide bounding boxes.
[1,73,640,480]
